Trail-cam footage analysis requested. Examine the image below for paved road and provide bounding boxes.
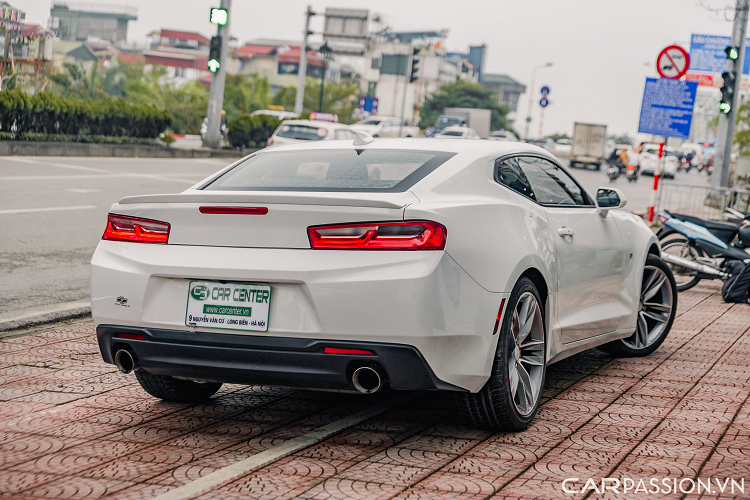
[0,154,711,325]
[0,157,230,322]
[0,287,747,498]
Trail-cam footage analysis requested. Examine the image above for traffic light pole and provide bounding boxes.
[203,0,231,150]
[713,0,749,188]
[295,6,314,117]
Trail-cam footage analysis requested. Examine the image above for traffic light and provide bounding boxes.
[208,36,221,73]
[725,45,739,61]
[409,47,420,83]
[718,45,741,114]
[209,7,228,26]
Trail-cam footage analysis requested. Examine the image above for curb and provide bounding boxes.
[0,301,92,334]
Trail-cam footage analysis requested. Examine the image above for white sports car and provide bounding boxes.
[91,138,677,430]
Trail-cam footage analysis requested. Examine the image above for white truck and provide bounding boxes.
[569,122,607,170]
[350,116,420,138]
[435,108,492,139]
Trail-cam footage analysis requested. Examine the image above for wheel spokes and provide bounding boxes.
[520,353,544,366]
[642,271,666,302]
[636,313,649,348]
[516,362,534,411]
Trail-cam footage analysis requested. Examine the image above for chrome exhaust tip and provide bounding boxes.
[114,349,138,374]
[352,366,384,394]
[661,253,728,279]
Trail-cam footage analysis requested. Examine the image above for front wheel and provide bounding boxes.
[661,237,702,291]
[456,277,546,431]
[598,255,677,357]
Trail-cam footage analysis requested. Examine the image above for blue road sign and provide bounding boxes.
[525,117,532,123]
[638,78,698,140]
[540,86,550,95]
[539,98,549,108]
[690,34,750,74]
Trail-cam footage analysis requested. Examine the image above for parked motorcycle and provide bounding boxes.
[626,164,638,182]
[657,211,750,291]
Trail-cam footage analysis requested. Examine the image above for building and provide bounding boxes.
[480,73,526,128]
[143,29,211,85]
[0,1,24,34]
[233,40,327,92]
[50,3,137,44]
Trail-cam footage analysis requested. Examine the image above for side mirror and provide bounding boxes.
[595,187,627,217]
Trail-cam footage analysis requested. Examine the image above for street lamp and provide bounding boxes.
[524,62,553,141]
[317,42,333,113]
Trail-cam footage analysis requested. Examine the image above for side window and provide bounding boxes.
[515,156,590,206]
[495,157,536,201]
[334,129,353,140]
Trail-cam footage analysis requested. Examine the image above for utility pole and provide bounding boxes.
[203,0,231,150]
[524,62,553,140]
[295,6,314,117]
[713,0,749,188]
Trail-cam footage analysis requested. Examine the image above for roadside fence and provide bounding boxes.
[657,182,750,220]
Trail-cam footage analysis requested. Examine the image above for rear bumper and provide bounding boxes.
[98,325,464,392]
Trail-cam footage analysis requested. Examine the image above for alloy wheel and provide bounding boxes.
[508,292,545,416]
[624,266,674,350]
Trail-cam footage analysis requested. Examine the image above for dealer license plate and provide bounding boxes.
[185,281,271,332]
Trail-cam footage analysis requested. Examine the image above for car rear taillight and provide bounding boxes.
[117,333,145,340]
[199,206,268,215]
[324,347,374,355]
[657,213,669,225]
[102,214,170,244]
[308,220,446,250]
[267,137,274,146]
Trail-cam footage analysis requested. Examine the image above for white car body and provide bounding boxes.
[267,120,356,147]
[350,116,420,138]
[91,139,661,398]
[640,143,678,178]
[488,130,517,142]
[554,139,572,155]
[250,109,299,120]
[434,126,481,139]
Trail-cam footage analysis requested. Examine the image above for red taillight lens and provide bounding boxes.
[102,214,170,244]
[117,333,145,340]
[308,221,447,250]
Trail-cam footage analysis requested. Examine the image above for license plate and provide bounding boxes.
[185,281,271,332]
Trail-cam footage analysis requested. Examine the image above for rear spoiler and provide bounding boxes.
[118,191,418,210]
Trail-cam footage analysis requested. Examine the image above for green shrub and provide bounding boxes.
[0,90,173,139]
[227,114,281,149]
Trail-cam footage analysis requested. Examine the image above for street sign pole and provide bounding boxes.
[714,0,749,188]
[294,6,314,117]
[648,142,665,222]
[203,0,231,150]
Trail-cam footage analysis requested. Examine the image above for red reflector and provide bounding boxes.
[492,299,506,335]
[199,206,268,215]
[102,214,170,244]
[324,347,374,355]
[308,220,447,250]
[117,333,145,341]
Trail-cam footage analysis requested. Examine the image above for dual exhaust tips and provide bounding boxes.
[115,348,386,394]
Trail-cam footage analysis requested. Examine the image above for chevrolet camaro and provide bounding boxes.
[91,136,677,430]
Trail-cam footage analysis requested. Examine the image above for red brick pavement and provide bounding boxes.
[0,288,748,499]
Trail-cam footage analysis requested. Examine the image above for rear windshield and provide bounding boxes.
[361,119,381,125]
[276,124,326,141]
[441,131,463,137]
[203,149,455,192]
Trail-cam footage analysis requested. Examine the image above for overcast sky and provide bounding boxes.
[15,0,741,137]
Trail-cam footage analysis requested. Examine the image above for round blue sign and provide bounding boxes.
[539,98,549,108]
[525,117,532,123]
[540,86,550,95]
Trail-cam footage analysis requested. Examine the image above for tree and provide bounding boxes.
[607,133,634,145]
[548,132,570,141]
[223,74,272,120]
[50,62,125,99]
[418,80,509,131]
[272,78,360,124]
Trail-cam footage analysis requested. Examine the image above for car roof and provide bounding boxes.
[257,137,551,157]
[278,120,349,130]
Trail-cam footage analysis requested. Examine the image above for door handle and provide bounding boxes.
[558,227,575,237]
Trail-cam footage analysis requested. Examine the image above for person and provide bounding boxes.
[618,148,629,172]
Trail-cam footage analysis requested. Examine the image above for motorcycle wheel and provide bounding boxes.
[660,237,703,292]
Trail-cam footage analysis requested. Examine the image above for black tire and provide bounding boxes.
[660,237,703,292]
[135,369,222,403]
[594,163,601,171]
[598,255,677,358]
[455,277,546,431]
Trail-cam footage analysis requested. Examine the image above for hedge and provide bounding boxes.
[227,114,281,149]
[0,90,173,139]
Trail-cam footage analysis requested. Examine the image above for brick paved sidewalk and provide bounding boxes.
[1,288,748,499]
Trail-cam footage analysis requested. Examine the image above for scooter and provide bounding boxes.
[606,162,620,182]
[657,211,750,291]
[626,164,638,182]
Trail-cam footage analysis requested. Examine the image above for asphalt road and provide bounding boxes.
[0,154,711,325]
